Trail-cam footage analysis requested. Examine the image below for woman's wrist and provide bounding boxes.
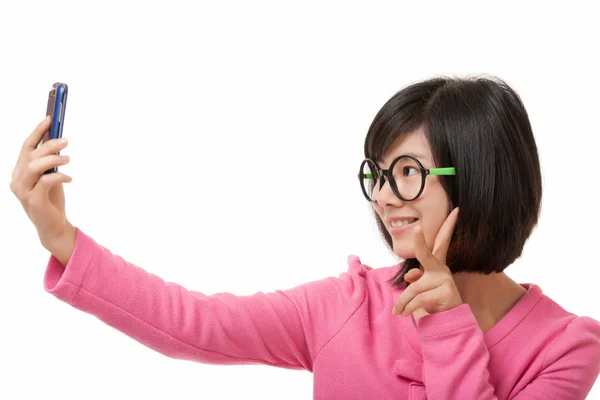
[44,222,77,266]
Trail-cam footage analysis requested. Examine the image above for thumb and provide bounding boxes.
[412,307,430,325]
[404,268,423,284]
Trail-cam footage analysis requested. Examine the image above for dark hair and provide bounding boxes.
[363,75,543,287]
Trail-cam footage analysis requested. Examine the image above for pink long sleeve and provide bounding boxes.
[42,227,600,399]
[43,228,365,371]
[417,304,600,399]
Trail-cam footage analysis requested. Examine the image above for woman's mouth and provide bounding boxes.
[389,218,419,236]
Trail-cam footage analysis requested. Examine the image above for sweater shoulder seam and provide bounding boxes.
[311,277,368,363]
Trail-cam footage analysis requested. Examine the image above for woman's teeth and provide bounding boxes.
[391,219,417,227]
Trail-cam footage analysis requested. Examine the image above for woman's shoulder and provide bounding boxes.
[523,284,600,352]
[343,255,402,284]
[533,292,600,377]
[532,284,600,325]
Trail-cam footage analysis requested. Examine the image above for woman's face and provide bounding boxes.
[372,127,451,259]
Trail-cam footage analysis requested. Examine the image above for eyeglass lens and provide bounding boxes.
[361,157,423,201]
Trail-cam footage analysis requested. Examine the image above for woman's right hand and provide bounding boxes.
[10,116,76,263]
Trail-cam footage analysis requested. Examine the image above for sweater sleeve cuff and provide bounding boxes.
[416,303,479,339]
[43,227,97,303]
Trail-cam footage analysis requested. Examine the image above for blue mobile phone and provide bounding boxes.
[42,82,68,174]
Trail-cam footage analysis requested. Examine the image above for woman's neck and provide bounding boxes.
[452,271,527,333]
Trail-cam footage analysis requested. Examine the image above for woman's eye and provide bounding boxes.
[403,167,419,176]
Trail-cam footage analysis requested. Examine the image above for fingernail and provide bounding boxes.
[392,307,398,316]
[45,115,50,121]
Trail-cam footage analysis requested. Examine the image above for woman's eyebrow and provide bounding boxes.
[376,152,428,163]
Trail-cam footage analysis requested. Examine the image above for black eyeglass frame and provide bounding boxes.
[358,155,456,202]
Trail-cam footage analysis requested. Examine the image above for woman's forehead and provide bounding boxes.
[377,130,432,165]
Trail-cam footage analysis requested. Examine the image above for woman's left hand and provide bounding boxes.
[392,207,463,324]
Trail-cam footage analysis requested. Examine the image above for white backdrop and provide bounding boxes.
[1,1,599,399]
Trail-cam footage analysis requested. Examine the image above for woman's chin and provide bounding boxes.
[393,242,415,259]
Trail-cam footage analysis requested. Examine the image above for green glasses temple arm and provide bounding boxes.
[429,167,455,176]
[362,168,455,179]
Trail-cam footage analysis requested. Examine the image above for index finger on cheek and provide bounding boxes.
[414,225,437,271]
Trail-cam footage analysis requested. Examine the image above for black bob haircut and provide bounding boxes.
[363,75,543,287]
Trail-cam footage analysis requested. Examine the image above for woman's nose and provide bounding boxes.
[375,176,405,207]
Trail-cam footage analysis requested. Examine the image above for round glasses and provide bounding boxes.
[358,156,456,202]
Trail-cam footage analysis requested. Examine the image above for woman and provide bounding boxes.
[11,75,600,399]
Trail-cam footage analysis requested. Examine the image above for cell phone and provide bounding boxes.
[42,82,68,174]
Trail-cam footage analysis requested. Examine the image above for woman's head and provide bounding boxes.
[362,75,542,286]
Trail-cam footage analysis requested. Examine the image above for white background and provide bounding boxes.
[1,1,599,398]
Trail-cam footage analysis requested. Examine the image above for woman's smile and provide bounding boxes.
[389,219,419,236]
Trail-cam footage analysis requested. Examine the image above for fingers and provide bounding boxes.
[413,224,439,271]
[12,153,70,199]
[10,140,70,202]
[393,209,462,318]
[392,278,437,315]
[403,268,423,284]
[411,307,429,323]
[401,286,445,317]
[23,116,51,151]
[10,116,74,253]
[31,171,72,199]
[432,207,460,264]
[12,118,69,198]
[29,154,70,175]
[31,135,68,160]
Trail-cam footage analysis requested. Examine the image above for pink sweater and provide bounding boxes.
[44,228,600,399]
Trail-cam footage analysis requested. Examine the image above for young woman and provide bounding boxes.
[11,76,600,399]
